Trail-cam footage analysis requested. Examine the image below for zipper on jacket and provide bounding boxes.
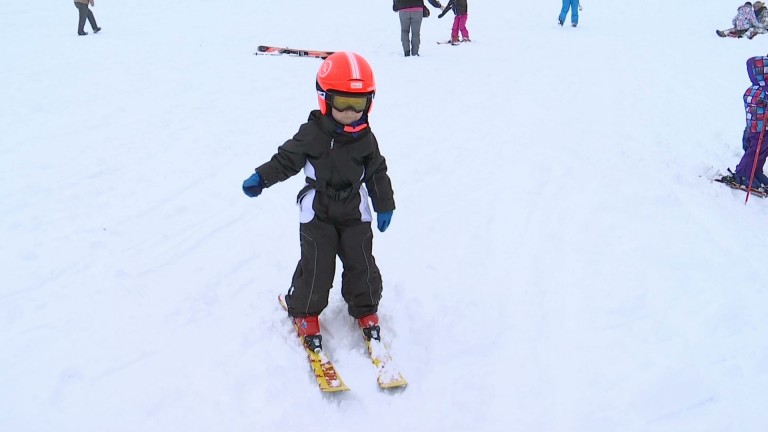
[330,138,335,149]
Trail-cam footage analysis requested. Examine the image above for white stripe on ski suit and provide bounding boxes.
[298,160,373,224]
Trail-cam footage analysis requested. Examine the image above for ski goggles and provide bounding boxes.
[327,92,373,113]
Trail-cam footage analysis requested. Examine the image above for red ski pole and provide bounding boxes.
[745,110,768,205]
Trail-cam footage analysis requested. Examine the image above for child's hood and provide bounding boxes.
[747,56,768,86]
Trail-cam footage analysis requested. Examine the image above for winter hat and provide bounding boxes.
[755,1,765,8]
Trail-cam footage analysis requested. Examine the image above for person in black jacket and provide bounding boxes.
[393,0,443,56]
[438,0,470,44]
[241,52,396,351]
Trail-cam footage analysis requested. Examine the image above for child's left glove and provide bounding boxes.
[376,211,393,232]
[242,172,264,198]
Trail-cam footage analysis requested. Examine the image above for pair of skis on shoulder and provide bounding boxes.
[278,294,407,392]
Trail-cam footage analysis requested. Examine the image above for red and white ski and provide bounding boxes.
[256,45,335,59]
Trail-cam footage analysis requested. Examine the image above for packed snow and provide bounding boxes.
[2,1,768,431]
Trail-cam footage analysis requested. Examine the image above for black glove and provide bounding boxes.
[392,0,398,12]
[438,10,448,18]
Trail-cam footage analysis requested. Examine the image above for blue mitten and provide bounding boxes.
[376,211,393,232]
[242,172,264,197]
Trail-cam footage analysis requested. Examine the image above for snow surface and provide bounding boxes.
[3,0,768,431]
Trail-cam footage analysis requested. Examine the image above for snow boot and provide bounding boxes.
[404,49,410,57]
[358,313,381,341]
[94,27,101,33]
[558,18,564,26]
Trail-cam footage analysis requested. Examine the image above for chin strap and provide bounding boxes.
[334,116,369,136]
[343,122,368,134]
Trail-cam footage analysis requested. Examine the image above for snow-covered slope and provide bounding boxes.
[2,1,767,431]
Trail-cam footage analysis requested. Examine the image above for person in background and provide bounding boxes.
[74,0,100,36]
[241,52,396,352]
[722,56,768,190]
[717,2,758,38]
[745,1,768,39]
[393,0,444,57]
[438,0,470,45]
[558,0,580,28]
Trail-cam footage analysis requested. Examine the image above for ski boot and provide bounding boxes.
[294,315,323,353]
[358,313,381,341]
[755,172,768,187]
[461,37,472,42]
[721,168,765,191]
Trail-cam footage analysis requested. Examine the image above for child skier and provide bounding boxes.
[721,56,768,190]
[717,2,759,38]
[438,0,470,44]
[241,52,396,351]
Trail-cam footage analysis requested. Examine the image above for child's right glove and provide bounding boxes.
[242,172,264,197]
[438,9,448,18]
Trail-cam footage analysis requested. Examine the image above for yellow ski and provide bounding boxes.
[278,295,349,392]
[362,332,407,389]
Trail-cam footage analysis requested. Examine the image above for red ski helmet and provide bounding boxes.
[316,51,376,115]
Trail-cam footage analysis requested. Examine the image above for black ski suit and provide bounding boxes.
[254,110,395,319]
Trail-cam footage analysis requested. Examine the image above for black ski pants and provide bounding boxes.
[74,2,98,34]
[285,217,383,319]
